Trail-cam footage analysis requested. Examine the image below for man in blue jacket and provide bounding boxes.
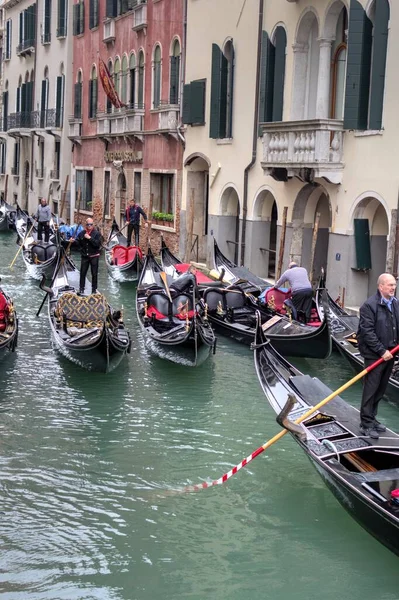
[125,198,148,247]
[357,273,399,438]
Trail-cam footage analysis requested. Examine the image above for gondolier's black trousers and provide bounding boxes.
[360,357,394,427]
[127,223,140,247]
[292,289,313,323]
[80,255,99,294]
[37,221,50,243]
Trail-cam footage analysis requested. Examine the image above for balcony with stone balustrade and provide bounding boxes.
[260,119,344,184]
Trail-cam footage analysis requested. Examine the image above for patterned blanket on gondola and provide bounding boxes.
[55,293,107,329]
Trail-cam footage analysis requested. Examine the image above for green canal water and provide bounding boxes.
[1,234,399,600]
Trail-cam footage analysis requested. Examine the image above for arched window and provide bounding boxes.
[329,8,347,120]
[121,55,128,105]
[169,39,180,105]
[114,57,121,111]
[129,53,136,107]
[153,44,161,109]
[209,39,235,139]
[41,67,49,127]
[106,60,113,114]
[138,50,144,109]
[89,64,98,119]
[74,70,83,119]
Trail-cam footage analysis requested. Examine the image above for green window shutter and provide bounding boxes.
[93,79,97,117]
[106,0,117,18]
[129,68,135,106]
[40,79,47,127]
[343,0,372,130]
[88,80,93,117]
[368,0,389,130]
[354,218,372,270]
[79,1,84,33]
[56,75,63,126]
[272,27,286,122]
[191,79,206,125]
[19,12,23,44]
[27,81,34,113]
[73,3,79,35]
[44,0,51,35]
[258,31,275,132]
[182,83,191,124]
[227,45,234,137]
[74,82,82,118]
[31,4,36,42]
[3,91,8,131]
[209,43,222,139]
[21,83,27,113]
[219,53,228,139]
[169,55,179,105]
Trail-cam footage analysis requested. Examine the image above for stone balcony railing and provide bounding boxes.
[132,3,147,31]
[260,119,344,184]
[97,107,144,137]
[68,116,82,139]
[158,105,179,132]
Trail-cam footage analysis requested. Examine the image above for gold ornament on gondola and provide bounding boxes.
[204,302,208,321]
[267,294,276,311]
[216,301,224,316]
[144,301,148,320]
[286,305,292,323]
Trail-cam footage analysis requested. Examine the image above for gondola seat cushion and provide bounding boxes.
[0,293,9,332]
[112,245,143,266]
[202,289,225,312]
[55,292,107,330]
[31,243,57,263]
[175,263,213,284]
[147,293,170,320]
[172,294,194,320]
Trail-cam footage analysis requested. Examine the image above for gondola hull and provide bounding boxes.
[106,255,142,283]
[254,318,399,556]
[45,253,130,372]
[105,220,143,282]
[0,290,18,358]
[137,248,216,366]
[23,247,59,280]
[0,200,16,232]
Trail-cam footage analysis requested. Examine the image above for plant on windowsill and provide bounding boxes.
[152,211,174,226]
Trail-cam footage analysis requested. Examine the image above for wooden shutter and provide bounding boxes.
[21,83,27,114]
[73,3,79,35]
[354,218,372,270]
[44,0,51,36]
[368,0,389,130]
[74,82,82,118]
[258,31,275,131]
[129,68,135,106]
[31,4,36,42]
[219,53,228,139]
[58,0,66,34]
[227,45,234,137]
[106,0,117,18]
[41,79,47,127]
[169,55,179,105]
[191,79,206,125]
[182,83,191,124]
[56,76,63,126]
[3,91,8,131]
[89,0,98,28]
[19,12,23,44]
[343,0,372,130]
[154,62,161,108]
[209,43,222,139]
[79,1,84,34]
[272,27,286,122]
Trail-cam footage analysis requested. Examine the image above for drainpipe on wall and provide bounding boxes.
[240,0,264,266]
[30,18,39,196]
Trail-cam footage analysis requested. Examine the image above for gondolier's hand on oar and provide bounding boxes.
[382,350,393,361]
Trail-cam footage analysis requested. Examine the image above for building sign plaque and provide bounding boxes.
[104,150,143,163]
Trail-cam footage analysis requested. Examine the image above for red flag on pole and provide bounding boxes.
[98,57,126,109]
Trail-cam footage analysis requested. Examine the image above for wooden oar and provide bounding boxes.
[182,346,399,492]
[9,223,35,269]
[160,271,172,303]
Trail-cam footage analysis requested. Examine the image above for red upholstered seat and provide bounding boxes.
[175,263,213,284]
[0,293,9,332]
[147,305,167,320]
[264,287,291,313]
[112,245,142,266]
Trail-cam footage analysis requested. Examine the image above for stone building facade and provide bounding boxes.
[70,0,185,252]
[181,0,397,307]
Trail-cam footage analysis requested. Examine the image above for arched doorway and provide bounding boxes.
[291,183,332,283]
[220,186,240,264]
[184,153,210,262]
[352,197,389,297]
[116,171,127,226]
[250,189,278,278]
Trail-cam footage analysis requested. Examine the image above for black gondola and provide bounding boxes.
[136,248,216,366]
[161,239,332,359]
[315,287,399,402]
[0,281,18,357]
[104,219,143,282]
[0,198,16,232]
[41,252,131,372]
[213,237,267,288]
[253,316,399,557]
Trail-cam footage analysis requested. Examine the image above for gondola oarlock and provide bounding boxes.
[179,328,399,494]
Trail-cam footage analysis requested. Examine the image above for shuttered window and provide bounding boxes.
[344,0,389,130]
[129,54,136,107]
[258,28,286,133]
[5,20,11,60]
[89,0,98,28]
[354,218,372,270]
[209,41,234,139]
[2,91,9,131]
[43,0,51,42]
[57,0,67,37]
[169,40,180,105]
[55,75,64,127]
[73,1,84,35]
[106,0,117,18]
[153,45,161,109]
[74,82,83,118]
[182,79,206,126]
[40,79,49,127]
[88,79,97,118]
[138,51,144,109]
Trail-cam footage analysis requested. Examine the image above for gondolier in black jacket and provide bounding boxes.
[357,273,399,439]
[73,218,102,295]
[125,199,148,247]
